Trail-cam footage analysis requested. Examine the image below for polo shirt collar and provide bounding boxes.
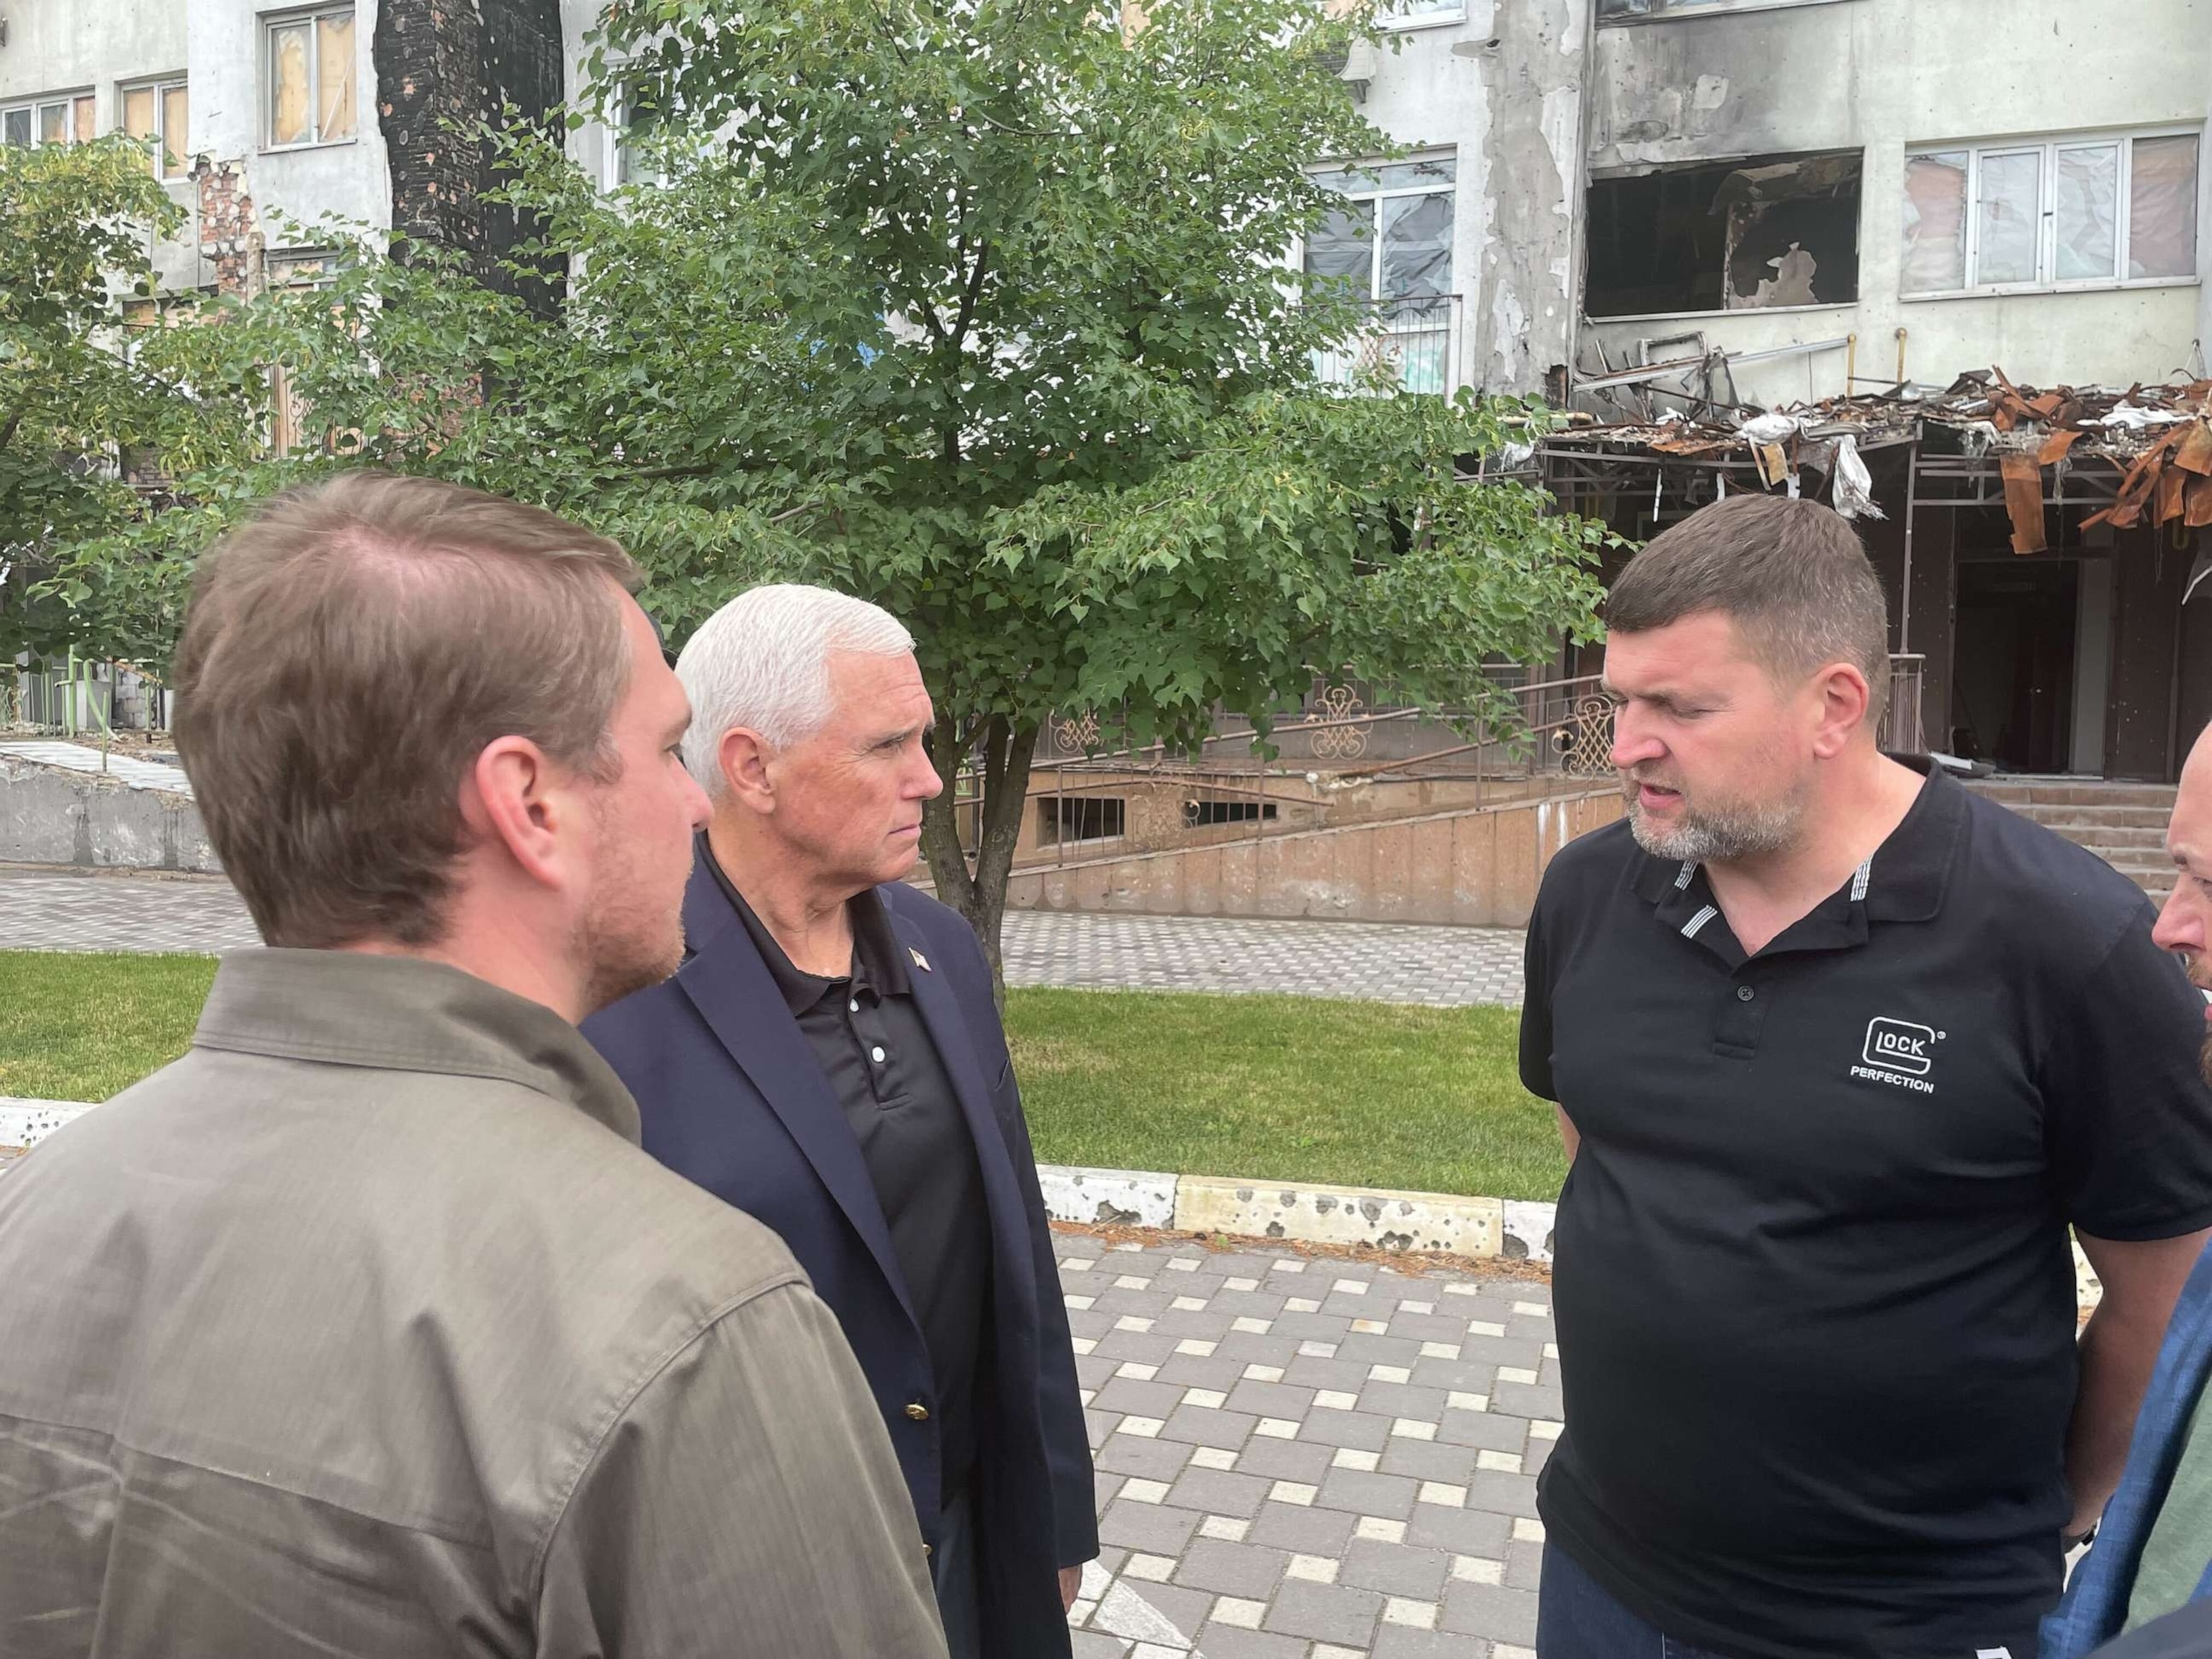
[697,832,912,1015]
[1629,755,1963,941]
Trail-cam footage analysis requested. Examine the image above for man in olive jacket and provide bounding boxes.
[0,475,946,1658]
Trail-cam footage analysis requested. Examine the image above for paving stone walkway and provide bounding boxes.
[0,873,1528,1005]
[1061,1231,1554,1658]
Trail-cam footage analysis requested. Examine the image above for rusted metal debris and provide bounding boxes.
[1547,366,2212,544]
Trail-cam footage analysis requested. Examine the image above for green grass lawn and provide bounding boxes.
[0,951,1565,1201]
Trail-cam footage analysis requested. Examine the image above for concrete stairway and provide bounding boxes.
[1964,779,2177,902]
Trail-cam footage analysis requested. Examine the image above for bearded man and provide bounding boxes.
[1519,493,2212,1659]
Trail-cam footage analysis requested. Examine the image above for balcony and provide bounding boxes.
[1311,295,1465,397]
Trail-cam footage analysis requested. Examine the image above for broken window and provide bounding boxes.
[1,93,95,150]
[122,78,189,179]
[1584,150,1861,319]
[1184,799,1278,827]
[266,7,356,148]
[1305,156,1457,392]
[1902,130,2200,294]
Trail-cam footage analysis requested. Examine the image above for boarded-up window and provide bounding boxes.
[1900,151,1966,293]
[2130,133,2200,279]
[271,23,311,143]
[72,95,94,143]
[122,81,189,177]
[317,12,356,141]
[163,85,189,176]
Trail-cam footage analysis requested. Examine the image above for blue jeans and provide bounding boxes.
[1537,1542,1738,1659]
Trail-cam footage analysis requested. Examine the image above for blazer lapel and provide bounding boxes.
[673,867,919,1331]
[885,902,1040,1318]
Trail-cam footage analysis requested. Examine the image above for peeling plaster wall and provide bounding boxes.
[0,0,199,291]
[1352,0,1588,396]
[1583,0,2212,401]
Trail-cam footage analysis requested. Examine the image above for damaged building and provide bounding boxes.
[1334,0,2211,782]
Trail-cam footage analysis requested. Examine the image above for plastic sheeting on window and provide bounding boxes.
[1380,190,1453,299]
[2128,134,2199,280]
[1901,152,1966,293]
[1303,202,1377,300]
[2054,144,2118,282]
[1977,149,2041,286]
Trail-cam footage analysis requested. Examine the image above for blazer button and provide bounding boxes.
[922,1542,934,1558]
[906,1402,931,1421]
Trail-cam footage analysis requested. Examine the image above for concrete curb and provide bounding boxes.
[6,1097,1559,1262]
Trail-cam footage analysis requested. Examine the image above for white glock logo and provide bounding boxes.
[1862,1017,1936,1076]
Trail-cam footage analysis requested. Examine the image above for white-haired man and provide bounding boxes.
[584,585,1097,1659]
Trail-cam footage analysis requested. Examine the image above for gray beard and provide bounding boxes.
[1624,779,1805,864]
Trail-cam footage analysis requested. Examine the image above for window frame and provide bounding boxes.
[262,4,359,153]
[1,90,96,149]
[1303,153,1460,305]
[1902,125,2203,301]
[1375,0,1467,34]
[119,75,190,179]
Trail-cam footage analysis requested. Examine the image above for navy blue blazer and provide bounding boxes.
[583,864,1096,1658]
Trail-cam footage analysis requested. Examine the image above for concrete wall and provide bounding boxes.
[1354,0,1588,396]
[0,0,199,290]
[0,755,220,873]
[1004,786,1624,925]
[1582,0,2212,400]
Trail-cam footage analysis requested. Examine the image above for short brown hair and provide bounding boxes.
[174,472,642,948]
[1606,493,1892,727]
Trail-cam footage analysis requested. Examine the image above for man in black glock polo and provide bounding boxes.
[1521,494,2212,1659]
[585,585,1096,1659]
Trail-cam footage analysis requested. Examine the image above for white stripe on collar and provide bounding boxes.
[1850,858,1873,902]
[1681,904,1719,939]
[1675,860,1697,891]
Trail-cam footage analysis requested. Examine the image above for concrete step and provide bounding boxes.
[2000,804,2176,830]
[1967,782,2177,810]
[2042,824,2170,851]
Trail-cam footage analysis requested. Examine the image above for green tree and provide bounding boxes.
[60,0,1609,979]
[0,135,253,663]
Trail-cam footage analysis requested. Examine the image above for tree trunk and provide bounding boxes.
[919,712,1036,1007]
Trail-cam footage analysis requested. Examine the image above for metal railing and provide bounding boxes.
[1311,295,1465,397]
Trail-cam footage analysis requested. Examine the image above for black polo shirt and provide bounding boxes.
[1521,759,2212,1659]
[706,845,993,1501]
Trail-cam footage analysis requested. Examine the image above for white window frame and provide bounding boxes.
[1376,0,1467,33]
[263,4,358,152]
[1903,125,2203,300]
[1,90,96,148]
[119,76,189,179]
[1302,153,1458,304]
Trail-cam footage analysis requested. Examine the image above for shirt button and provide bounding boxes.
[848,998,859,1013]
[906,1402,930,1421]
[1737,985,1755,1002]
[871,1046,887,1064]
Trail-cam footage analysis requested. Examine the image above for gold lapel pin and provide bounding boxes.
[909,948,931,972]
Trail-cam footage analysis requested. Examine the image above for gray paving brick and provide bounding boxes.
[1465,1470,1540,1517]
[1069,1630,1132,1659]
[1154,1354,1249,1391]
[1162,1465,1274,1519]
[1225,1379,1318,1418]
[1158,1404,1259,1450]
[1170,1537,1292,1599]
[1339,1538,1453,1599]
[1266,1579,1385,1646]
[1437,1409,1532,1454]
[1094,1471,1125,1511]
[1095,1434,1195,1481]
[1247,1500,1359,1555]
[1505,1537,1545,1591]
[1097,1497,1202,1555]
[1372,1628,1491,1659]
[1282,1354,1375,1391]
[1338,1332,1427,1367]
[1231,1437,1337,1482]
[1317,1466,1422,1520]
[1492,1380,1564,1419]
[1358,1381,1451,1421]
[1190,1625,1311,1659]
[1379,1439,1481,1483]
[1406,1503,1514,1556]
[1092,1377,1191,1417]
[1297,1408,1393,1452]
[1442,1580,1540,1645]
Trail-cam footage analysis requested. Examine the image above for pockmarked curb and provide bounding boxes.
[0,1102,2103,1310]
